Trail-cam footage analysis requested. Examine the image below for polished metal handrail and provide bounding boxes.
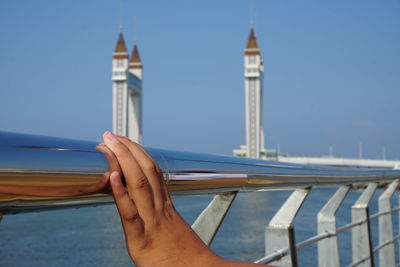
[1,132,400,266]
[1,131,399,214]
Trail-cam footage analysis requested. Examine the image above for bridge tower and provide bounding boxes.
[233,29,266,159]
[244,28,264,158]
[112,33,143,143]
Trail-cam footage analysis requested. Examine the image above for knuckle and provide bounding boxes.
[114,188,127,199]
[134,174,149,190]
[123,212,141,223]
[142,161,158,174]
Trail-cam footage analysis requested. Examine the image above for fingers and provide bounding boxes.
[131,141,173,207]
[103,132,156,220]
[110,171,143,238]
[116,136,168,211]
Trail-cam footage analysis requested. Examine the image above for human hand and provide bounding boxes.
[101,131,221,267]
[101,132,262,267]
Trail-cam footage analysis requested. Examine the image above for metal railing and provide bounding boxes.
[1,131,400,266]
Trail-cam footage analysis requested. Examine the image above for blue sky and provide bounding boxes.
[0,0,399,159]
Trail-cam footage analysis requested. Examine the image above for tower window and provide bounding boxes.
[116,59,124,68]
[246,68,258,73]
[248,56,256,64]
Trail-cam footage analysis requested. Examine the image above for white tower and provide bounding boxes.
[233,28,265,159]
[245,29,264,158]
[112,33,143,143]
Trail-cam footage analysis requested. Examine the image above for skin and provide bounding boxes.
[100,131,264,267]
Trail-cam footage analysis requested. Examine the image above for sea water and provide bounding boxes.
[0,188,398,266]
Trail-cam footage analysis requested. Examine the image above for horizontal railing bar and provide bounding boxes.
[337,219,367,234]
[373,234,400,253]
[369,206,400,220]
[296,232,333,250]
[254,247,289,264]
[2,132,400,214]
[255,232,335,264]
[348,255,369,267]
[374,240,394,253]
[335,206,400,235]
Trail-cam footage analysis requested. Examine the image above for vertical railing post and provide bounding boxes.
[378,180,398,267]
[317,185,350,267]
[352,183,377,267]
[265,188,310,267]
[192,192,237,246]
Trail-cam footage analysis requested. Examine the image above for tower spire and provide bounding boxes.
[129,45,142,64]
[114,32,128,53]
[129,44,143,79]
[246,28,259,50]
[129,44,143,70]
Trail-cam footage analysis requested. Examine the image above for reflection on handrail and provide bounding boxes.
[1,131,399,214]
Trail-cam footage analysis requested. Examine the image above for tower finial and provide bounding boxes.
[119,0,124,32]
[250,0,256,28]
[133,16,138,44]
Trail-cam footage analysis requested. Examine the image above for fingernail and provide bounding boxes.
[110,172,122,186]
[104,131,119,143]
